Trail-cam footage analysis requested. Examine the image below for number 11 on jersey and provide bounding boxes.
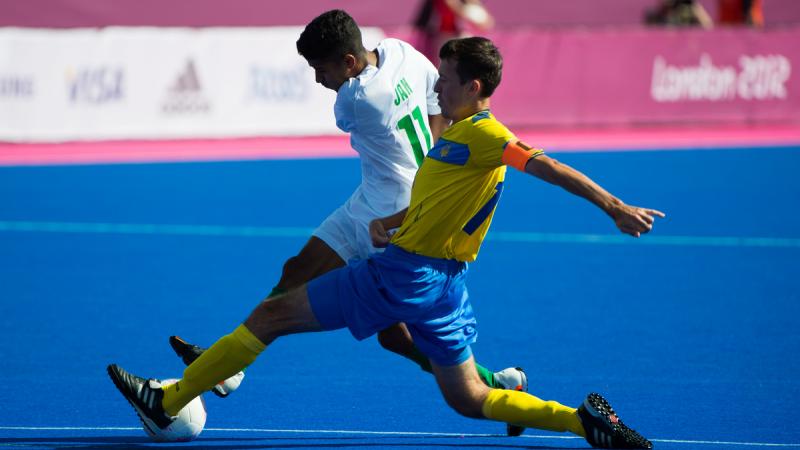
[397,105,432,167]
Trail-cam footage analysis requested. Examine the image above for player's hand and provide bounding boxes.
[370,219,391,248]
[612,204,666,237]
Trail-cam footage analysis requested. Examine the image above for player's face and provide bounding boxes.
[307,57,351,92]
[434,58,475,122]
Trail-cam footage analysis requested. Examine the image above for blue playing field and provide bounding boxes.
[1,146,799,449]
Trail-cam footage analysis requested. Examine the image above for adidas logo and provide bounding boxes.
[141,381,159,409]
[169,60,201,93]
[161,59,211,115]
[592,428,614,448]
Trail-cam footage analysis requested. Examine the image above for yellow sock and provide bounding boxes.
[162,324,265,415]
[481,389,586,436]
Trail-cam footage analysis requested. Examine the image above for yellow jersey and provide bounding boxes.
[391,110,541,262]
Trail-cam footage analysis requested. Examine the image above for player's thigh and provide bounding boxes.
[431,356,490,418]
[243,285,322,344]
[279,236,345,288]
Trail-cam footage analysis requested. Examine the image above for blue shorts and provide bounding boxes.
[307,244,476,366]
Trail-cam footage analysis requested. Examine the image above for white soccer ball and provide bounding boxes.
[144,379,206,442]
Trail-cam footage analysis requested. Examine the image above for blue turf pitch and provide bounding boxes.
[1,146,799,449]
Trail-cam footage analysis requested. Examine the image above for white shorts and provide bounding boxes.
[313,192,385,263]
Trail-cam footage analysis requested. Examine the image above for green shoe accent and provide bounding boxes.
[475,363,497,388]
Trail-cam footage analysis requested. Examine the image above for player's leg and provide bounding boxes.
[432,356,583,432]
[430,355,491,418]
[431,356,653,449]
[389,255,528,436]
[160,286,321,414]
[272,235,346,293]
[110,254,372,431]
[275,197,362,294]
[108,285,324,427]
[169,236,346,395]
[377,322,523,389]
[169,237,343,355]
[377,321,528,436]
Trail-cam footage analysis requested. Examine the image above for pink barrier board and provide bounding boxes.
[2,0,799,28]
[2,124,798,166]
[483,27,799,128]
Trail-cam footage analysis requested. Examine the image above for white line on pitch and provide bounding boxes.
[0,426,798,447]
[1,220,799,249]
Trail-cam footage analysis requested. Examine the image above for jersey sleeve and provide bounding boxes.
[468,118,516,168]
[424,60,442,116]
[333,81,358,133]
[402,40,441,116]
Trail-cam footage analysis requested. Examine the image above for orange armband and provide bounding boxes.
[502,140,544,171]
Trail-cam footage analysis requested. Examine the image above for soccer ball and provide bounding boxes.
[143,379,206,442]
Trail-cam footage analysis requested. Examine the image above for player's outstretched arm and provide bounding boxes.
[369,208,408,248]
[524,155,665,237]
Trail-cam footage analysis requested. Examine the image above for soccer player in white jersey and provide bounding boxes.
[110,36,657,449]
[168,9,528,436]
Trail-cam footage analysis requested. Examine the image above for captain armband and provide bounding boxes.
[501,140,545,172]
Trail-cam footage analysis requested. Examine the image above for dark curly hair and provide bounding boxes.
[439,37,503,97]
[297,10,366,61]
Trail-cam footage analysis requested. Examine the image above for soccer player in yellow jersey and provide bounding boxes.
[167,14,529,434]
[108,37,662,448]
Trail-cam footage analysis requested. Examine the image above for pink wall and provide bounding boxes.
[488,0,800,27]
[1,0,798,28]
[0,0,412,28]
[483,26,799,127]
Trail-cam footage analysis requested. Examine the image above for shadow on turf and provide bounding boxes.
[0,435,586,449]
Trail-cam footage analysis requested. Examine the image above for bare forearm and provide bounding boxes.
[523,154,665,237]
[378,207,408,230]
[370,207,408,248]
[525,156,621,216]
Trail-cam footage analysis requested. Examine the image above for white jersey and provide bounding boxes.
[314,38,441,262]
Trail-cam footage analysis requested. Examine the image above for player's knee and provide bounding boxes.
[441,388,486,419]
[280,255,301,278]
[377,325,413,354]
[278,255,305,288]
[244,294,300,344]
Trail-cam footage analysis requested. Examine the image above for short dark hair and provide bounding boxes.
[296,10,366,62]
[439,37,503,97]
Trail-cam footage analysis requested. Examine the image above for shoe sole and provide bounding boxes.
[581,393,652,449]
[169,336,202,365]
[581,393,620,448]
[585,392,618,424]
[107,364,162,436]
